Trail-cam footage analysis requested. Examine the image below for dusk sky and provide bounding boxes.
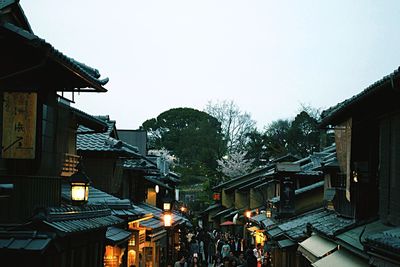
[23,0,400,130]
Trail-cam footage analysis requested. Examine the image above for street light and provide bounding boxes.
[180,206,187,214]
[266,209,272,218]
[164,212,172,227]
[163,191,173,211]
[245,210,251,219]
[69,163,91,205]
[163,195,173,266]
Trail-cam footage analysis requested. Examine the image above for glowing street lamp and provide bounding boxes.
[266,209,272,218]
[245,210,251,219]
[163,191,173,212]
[164,212,172,227]
[69,163,91,205]
[163,194,174,266]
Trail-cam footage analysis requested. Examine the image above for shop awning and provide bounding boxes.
[106,227,132,246]
[298,234,337,263]
[312,249,369,267]
[220,220,235,226]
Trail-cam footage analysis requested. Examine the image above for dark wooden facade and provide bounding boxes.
[0,2,115,267]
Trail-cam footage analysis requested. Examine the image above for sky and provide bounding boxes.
[22,0,400,130]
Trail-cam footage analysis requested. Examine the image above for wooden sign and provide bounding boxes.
[2,92,37,159]
[280,177,295,215]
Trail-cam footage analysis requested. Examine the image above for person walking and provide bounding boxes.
[174,255,188,267]
[221,239,231,259]
[246,248,257,267]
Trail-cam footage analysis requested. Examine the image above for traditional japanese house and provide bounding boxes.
[129,202,189,267]
[207,154,299,229]
[76,115,141,196]
[61,184,149,267]
[311,66,400,267]
[122,156,190,265]
[0,1,123,266]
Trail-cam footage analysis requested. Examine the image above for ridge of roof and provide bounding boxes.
[1,22,108,92]
[320,66,400,126]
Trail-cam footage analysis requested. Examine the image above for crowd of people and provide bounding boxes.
[173,228,271,267]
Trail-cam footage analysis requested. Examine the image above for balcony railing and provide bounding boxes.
[61,153,80,177]
[0,175,61,223]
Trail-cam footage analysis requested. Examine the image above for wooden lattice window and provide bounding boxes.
[61,153,80,177]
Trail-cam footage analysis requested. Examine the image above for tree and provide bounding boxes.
[244,130,268,167]
[287,111,320,157]
[205,100,256,154]
[142,108,226,182]
[217,152,255,180]
[247,106,323,161]
[264,119,291,159]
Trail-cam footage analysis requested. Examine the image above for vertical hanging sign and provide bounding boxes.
[280,177,295,214]
[2,92,37,159]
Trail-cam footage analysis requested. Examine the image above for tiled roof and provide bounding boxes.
[42,205,124,235]
[77,119,140,156]
[220,145,335,193]
[365,227,400,255]
[337,220,393,252]
[123,157,158,170]
[212,165,274,191]
[276,208,355,241]
[320,66,400,126]
[0,231,52,251]
[106,226,132,245]
[144,176,172,190]
[1,22,108,92]
[61,184,143,218]
[266,227,284,238]
[270,181,324,204]
[140,217,164,230]
[135,202,188,227]
[250,213,275,229]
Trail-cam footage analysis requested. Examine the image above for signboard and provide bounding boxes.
[2,92,37,159]
[280,177,295,215]
[335,117,352,201]
[213,193,221,201]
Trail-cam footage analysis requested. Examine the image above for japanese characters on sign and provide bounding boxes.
[2,92,37,159]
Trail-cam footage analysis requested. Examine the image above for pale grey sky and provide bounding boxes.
[23,0,400,130]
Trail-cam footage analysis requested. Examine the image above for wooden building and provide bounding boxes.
[0,1,126,266]
[314,66,400,266]
[77,115,141,196]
